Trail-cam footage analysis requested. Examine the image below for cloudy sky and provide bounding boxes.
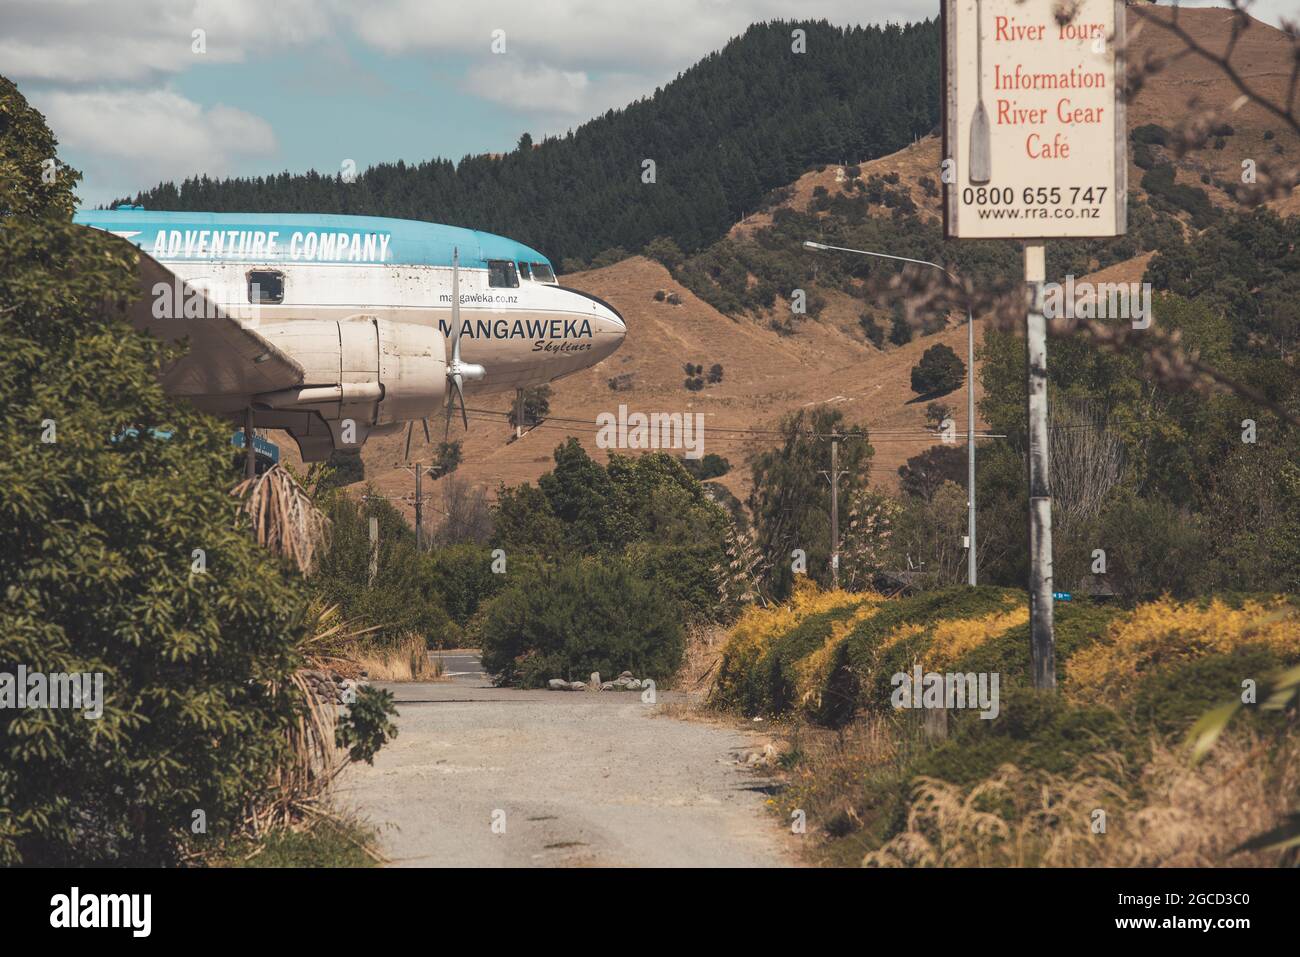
[1,0,1292,208]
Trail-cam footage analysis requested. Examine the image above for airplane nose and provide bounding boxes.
[559,285,625,356]
[594,302,625,359]
[596,300,625,339]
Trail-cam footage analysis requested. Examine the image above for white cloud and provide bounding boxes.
[462,60,650,119]
[33,88,276,200]
[340,0,931,71]
[0,0,331,85]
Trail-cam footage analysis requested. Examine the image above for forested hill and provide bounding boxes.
[116,19,939,265]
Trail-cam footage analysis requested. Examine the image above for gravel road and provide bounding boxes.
[338,654,795,867]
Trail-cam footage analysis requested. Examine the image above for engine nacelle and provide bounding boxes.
[254,316,446,458]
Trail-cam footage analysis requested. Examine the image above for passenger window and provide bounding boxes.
[517,261,532,281]
[487,260,519,288]
[530,262,556,284]
[248,270,284,304]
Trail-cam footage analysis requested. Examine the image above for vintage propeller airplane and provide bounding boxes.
[73,209,627,464]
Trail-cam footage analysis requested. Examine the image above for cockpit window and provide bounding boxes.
[517,261,532,281]
[487,260,519,288]
[530,262,556,284]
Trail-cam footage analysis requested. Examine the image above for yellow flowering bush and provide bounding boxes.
[920,608,1030,671]
[795,603,880,710]
[711,579,876,710]
[1065,597,1300,703]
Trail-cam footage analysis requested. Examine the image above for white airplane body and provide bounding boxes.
[73,209,626,461]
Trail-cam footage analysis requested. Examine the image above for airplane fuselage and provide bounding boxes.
[72,210,627,460]
[74,210,626,397]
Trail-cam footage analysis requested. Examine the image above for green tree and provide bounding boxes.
[910,343,965,396]
[312,489,455,646]
[479,557,685,688]
[492,482,565,555]
[0,80,310,864]
[747,407,874,599]
[506,385,551,428]
[898,444,966,501]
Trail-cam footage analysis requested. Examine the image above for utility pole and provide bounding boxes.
[1024,241,1056,690]
[399,462,438,552]
[415,463,423,551]
[514,387,525,440]
[967,298,977,587]
[819,430,849,589]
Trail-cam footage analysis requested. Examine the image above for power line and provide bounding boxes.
[461,406,1005,440]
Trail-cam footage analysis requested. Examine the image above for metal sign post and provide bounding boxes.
[1024,241,1055,689]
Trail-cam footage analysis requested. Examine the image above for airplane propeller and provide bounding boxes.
[403,415,432,462]
[444,246,486,440]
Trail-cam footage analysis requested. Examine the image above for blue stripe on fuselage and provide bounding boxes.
[71,210,552,271]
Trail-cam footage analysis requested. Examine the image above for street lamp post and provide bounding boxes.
[803,240,977,587]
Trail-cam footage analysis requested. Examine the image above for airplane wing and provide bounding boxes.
[95,230,304,410]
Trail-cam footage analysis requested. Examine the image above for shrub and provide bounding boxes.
[888,307,912,346]
[910,343,966,396]
[422,544,511,627]
[1141,163,1218,228]
[479,557,684,687]
[860,313,886,347]
[626,541,726,623]
[711,581,871,713]
[681,452,730,480]
[642,236,684,271]
[725,580,1300,863]
[713,584,1027,725]
[1064,597,1300,705]
[318,449,364,491]
[1131,123,1169,146]
[590,247,630,268]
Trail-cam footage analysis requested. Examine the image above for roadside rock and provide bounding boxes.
[301,668,363,706]
[545,672,652,692]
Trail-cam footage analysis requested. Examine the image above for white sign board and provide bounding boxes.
[943,0,1127,238]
